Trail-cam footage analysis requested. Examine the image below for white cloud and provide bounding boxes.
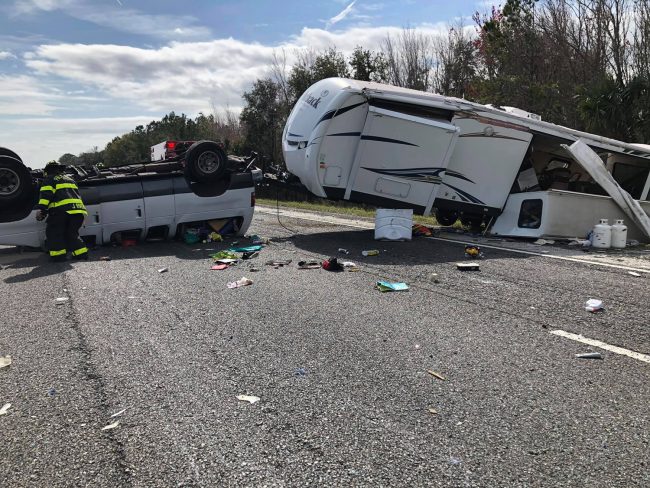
[9,22,454,164]
[326,1,356,28]
[2,115,157,167]
[10,0,212,40]
[0,51,17,60]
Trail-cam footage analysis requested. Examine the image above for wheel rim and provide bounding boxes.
[196,151,221,174]
[0,168,19,196]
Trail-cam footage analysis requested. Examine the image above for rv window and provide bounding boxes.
[368,99,453,122]
[612,163,650,199]
[518,199,542,229]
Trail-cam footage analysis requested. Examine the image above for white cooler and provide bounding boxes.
[374,209,413,241]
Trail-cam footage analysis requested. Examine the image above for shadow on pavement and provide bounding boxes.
[274,229,531,266]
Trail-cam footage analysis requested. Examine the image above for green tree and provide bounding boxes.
[349,46,387,82]
[58,153,78,166]
[240,78,283,162]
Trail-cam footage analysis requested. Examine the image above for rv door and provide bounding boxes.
[344,106,459,215]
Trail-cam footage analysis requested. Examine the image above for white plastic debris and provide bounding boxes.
[0,356,11,369]
[236,395,260,404]
[628,271,641,277]
[158,267,168,273]
[101,420,120,431]
[227,277,253,289]
[0,403,11,415]
[110,408,127,418]
[54,297,69,304]
[533,239,555,245]
[585,299,604,312]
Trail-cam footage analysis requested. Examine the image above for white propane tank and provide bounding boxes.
[591,219,612,249]
[611,219,628,248]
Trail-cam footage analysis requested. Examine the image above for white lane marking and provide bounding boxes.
[257,206,650,274]
[549,329,650,364]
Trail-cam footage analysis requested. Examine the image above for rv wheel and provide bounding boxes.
[0,155,32,204]
[434,209,458,226]
[185,141,227,183]
[460,214,484,232]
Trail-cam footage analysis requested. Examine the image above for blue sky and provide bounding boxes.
[0,0,495,166]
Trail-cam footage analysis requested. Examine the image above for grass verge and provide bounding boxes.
[257,197,442,227]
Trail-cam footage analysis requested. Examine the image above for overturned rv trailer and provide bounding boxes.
[282,78,650,241]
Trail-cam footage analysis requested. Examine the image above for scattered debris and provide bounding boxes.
[362,249,379,256]
[157,267,168,273]
[211,264,229,271]
[211,251,238,261]
[227,277,253,289]
[412,224,433,237]
[228,245,264,253]
[464,245,483,258]
[575,352,604,360]
[456,262,480,271]
[54,297,69,304]
[628,271,642,277]
[265,259,292,267]
[241,251,259,260]
[533,238,555,245]
[322,257,344,272]
[295,368,308,376]
[338,248,350,254]
[248,267,260,272]
[568,239,591,247]
[428,408,438,415]
[297,260,320,269]
[342,261,360,271]
[585,298,604,312]
[215,258,238,265]
[375,281,409,292]
[101,420,120,431]
[0,403,11,415]
[0,356,11,369]
[236,395,260,404]
[428,272,440,283]
[111,408,127,418]
[47,388,56,397]
[427,370,446,381]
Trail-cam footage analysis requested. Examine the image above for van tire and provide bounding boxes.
[0,147,22,163]
[184,141,227,183]
[0,155,32,204]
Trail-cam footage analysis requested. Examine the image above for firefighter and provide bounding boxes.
[35,162,89,262]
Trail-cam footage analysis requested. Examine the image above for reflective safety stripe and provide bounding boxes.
[50,198,85,208]
[67,209,88,215]
[54,183,78,191]
[49,249,66,257]
[72,247,88,256]
[38,198,50,206]
[40,185,54,192]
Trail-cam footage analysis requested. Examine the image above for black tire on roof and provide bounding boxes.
[184,140,227,183]
[0,147,22,163]
[0,155,33,204]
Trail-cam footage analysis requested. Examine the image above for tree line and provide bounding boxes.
[61,0,650,168]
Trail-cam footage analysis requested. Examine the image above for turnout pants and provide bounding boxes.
[46,212,88,261]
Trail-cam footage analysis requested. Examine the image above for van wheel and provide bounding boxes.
[185,141,227,183]
[0,155,32,204]
[0,147,22,163]
[435,208,458,226]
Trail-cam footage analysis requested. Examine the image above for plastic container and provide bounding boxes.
[591,219,611,249]
[362,250,379,256]
[611,219,627,249]
[374,208,413,241]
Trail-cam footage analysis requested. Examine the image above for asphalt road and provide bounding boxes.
[1,209,649,487]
